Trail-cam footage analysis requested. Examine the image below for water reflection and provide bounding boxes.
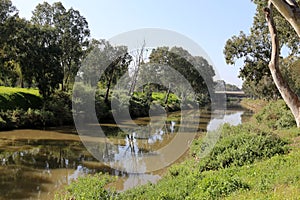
[0,107,251,200]
[207,111,244,131]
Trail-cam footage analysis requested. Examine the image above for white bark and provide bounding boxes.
[265,1,300,127]
[270,0,300,37]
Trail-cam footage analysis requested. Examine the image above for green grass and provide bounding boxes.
[0,86,42,111]
[0,86,40,96]
[151,92,180,104]
[57,125,296,200]
[56,99,300,200]
[225,148,300,200]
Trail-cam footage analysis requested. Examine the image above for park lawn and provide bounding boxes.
[0,86,42,111]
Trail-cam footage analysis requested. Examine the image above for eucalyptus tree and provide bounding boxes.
[148,46,215,103]
[225,0,300,126]
[80,39,131,103]
[19,24,62,99]
[263,0,300,127]
[31,2,90,91]
[0,0,19,86]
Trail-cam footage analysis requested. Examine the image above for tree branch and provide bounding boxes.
[264,1,300,127]
[270,0,300,37]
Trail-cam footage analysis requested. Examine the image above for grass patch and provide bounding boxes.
[195,124,289,172]
[254,100,296,129]
[0,86,42,111]
[240,99,268,113]
[225,148,300,199]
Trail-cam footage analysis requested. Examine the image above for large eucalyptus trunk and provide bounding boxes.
[265,1,300,127]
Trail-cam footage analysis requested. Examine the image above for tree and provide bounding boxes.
[21,24,62,99]
[282,58,300,96]
[31,2,90,91]
[224,0,300,99]
[128,41,147,96]
[0,0,19,86]
[148,46,215,103]
[263,0,300,127]
[80,39,131,103]
[224,0,300,126]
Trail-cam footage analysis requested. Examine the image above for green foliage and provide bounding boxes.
[0,86,42,110]
[45,90,73,126]
[56,173,117,200]
[225,148,300,199]
[149,46,214,102]
[95,90,112,120]
[31,1,90,91]
[225,83,241,91]
[255,100,296,129]
[196,125,288,171]
[190,169,250,200]
[282,58,300,97]
[0,108,54,129]
[0,87,73,129]
[129,93,149,118]
[1,1,90,95]
[81,39,131,103]
[223,1,300,99]
[63,113,292,200]
[151,92,180,104]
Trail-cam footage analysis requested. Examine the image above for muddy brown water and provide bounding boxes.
[0,107,251,200]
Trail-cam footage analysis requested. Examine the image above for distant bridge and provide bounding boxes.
[215,91,247,99]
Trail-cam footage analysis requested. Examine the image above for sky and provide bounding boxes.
[11,0,257,88]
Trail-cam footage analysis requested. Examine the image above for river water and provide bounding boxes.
[0,106,251,200]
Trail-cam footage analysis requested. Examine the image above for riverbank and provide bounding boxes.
[56,99,300,199]
[239,98,268,112]
[0,86,192,131]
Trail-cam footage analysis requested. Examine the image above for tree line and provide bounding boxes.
[0,0,89,99]
[0,0,216,106]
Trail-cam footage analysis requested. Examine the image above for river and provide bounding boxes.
[0,106,251,200]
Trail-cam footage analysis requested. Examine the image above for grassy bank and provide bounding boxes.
[240,98,268,113]
[0,86,42,111]
[0,87,73,130]
[56,99,300,199]
[0,86,183,130]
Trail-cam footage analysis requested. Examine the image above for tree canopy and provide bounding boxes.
[0,0,90,99]
[224,0,300,99]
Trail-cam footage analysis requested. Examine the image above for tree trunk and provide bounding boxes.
[105,75,113,104]
[265,2,300,127]
[164,83,171,106]
[270,0,300,37]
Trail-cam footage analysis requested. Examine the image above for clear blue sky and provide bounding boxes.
[12,0,257,88]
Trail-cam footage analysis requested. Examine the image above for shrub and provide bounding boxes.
[196,125,289,172]
[45,90,73,126]
[0,108,55,129]
[255,100,296,129]
[190,169,250,199]
[56,173,117,200]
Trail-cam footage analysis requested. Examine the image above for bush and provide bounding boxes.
[0,108,55,130]
[45,90,73,126]
[190,169,250,199]
[129,94,150,118]
[196,124,289,172]
[255,100,296,129]
[56,173,117,200]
